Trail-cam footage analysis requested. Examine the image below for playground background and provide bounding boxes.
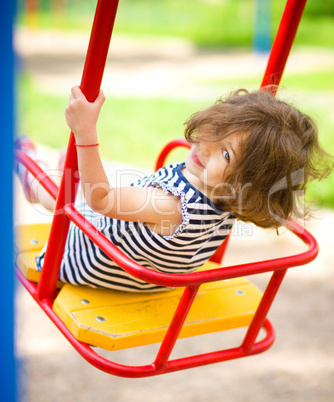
[15,1,334,401]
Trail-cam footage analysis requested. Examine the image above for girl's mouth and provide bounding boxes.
[192,148,204,167]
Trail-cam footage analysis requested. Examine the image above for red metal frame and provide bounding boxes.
[15,0,316,378]
[261,0,307,91]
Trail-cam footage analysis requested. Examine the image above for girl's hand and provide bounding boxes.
[65,85,105,144]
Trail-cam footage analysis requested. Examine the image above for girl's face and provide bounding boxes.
[184,129,241,198]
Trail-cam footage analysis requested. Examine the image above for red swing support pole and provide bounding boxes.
[36,0,120,300]
[261,0,307,90]
[238,0,310,352]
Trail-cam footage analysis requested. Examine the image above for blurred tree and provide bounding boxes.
[303,0,334,17]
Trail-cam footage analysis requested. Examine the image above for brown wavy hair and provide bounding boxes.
[184,88,333,229]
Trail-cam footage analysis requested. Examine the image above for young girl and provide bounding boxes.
[15,88,332,292]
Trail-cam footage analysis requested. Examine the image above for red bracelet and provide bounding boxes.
[75,143,99,147]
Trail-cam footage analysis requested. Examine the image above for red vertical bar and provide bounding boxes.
[209,233,231,264]
[261,0,307,91]
[242,269,287,352]
[154,286,199,371]
[37,0,120,300]
[154,138,190,172]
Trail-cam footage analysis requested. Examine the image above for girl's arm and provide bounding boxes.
[65,86,182,236]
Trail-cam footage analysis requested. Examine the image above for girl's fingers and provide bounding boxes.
[71,85,83,99]
[95,90,105,107]
[70,86,105,107]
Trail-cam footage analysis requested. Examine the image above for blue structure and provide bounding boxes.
[0,2,16,401]
[253,0,272,53]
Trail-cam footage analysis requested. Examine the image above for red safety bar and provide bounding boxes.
[15,0,315,378]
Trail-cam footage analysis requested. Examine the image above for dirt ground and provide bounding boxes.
[14,29,334,401]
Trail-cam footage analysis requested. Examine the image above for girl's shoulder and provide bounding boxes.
[132,162,185,188]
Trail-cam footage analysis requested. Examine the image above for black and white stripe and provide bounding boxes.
[36,162,235,292]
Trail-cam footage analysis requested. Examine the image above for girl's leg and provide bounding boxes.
[15,136,57,212]
[29,174,57,212]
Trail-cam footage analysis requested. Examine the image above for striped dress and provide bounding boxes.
[36,162,235,292]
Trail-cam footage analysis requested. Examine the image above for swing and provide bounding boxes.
[15,0,316,378]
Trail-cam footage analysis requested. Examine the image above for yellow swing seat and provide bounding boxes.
[15,222,263,351]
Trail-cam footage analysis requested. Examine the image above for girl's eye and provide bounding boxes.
[222,150,230,161]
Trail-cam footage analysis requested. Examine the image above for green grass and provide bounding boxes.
[17,0,334,49]
[113,0,255,48]
[17,75,202,166]
[17,72,334,209]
